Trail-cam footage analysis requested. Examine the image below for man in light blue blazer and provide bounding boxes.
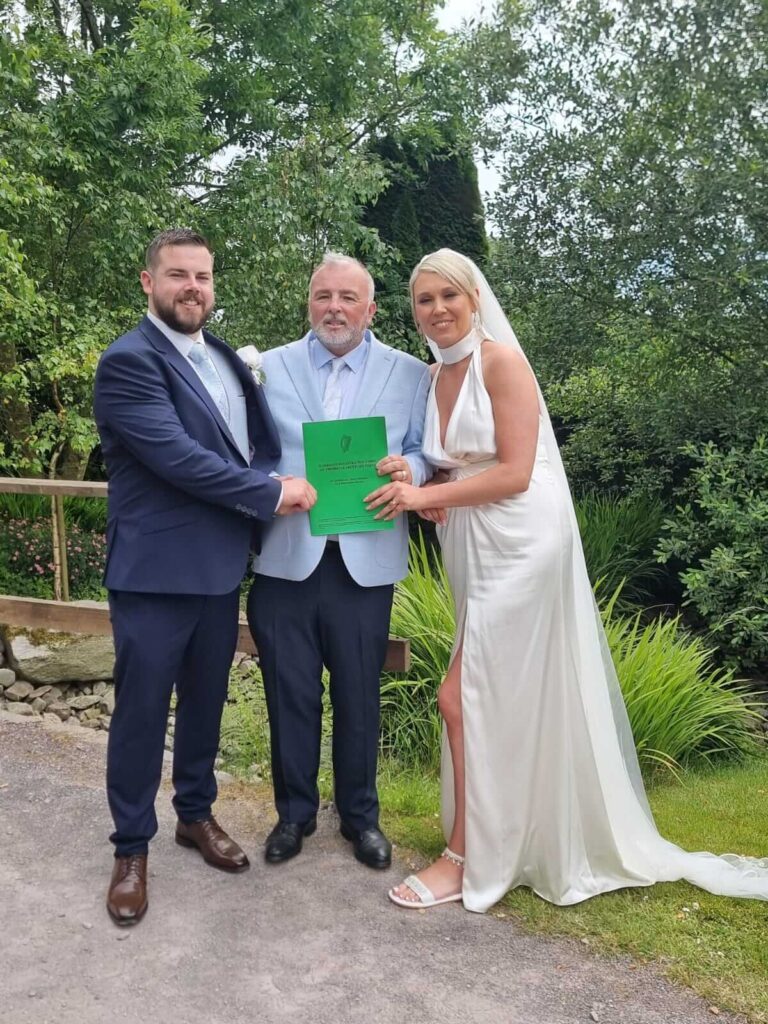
[247,253,431,869]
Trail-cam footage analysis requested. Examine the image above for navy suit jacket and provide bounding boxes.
[94,316,282,595]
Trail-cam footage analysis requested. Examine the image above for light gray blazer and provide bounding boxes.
[252,331,432,586]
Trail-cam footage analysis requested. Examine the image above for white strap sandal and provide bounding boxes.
[388,848,464,909]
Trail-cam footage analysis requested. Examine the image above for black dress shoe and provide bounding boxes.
[339,822,392,869]
[264,818,317,863]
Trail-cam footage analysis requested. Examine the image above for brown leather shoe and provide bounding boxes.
[107,854,148,926]
[175,816,250,872]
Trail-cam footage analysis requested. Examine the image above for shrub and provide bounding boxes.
[657,437,768,673]
[0,517,106,599]
[601,589,761,775]
[381,535,454,769]
[575,492,665,606]
[219,663,272,777]
[0,493,107,531]
[65,496,108,532]
[381,540,761,775]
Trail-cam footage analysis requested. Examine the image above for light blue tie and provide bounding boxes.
[323,357,345,420]
[189,342,230,422]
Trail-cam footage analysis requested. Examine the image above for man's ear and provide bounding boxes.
[140,270,153,297]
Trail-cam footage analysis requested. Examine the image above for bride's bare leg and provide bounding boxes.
[390,644,465,904]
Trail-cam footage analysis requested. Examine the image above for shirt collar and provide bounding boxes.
[147,311,203,356]
[310,330,371,373]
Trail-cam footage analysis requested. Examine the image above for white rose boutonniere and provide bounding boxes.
[237,345,265,386]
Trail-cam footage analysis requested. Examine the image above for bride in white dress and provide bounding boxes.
[365,249,768,912]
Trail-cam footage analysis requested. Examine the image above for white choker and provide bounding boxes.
[426,327,483,365]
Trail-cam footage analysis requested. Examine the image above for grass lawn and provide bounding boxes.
[380,758,768,1024]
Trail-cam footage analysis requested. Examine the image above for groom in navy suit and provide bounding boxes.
[94,229,315,926]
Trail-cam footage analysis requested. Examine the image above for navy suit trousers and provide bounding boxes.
[107,586,240,856]
[247,545,393,830]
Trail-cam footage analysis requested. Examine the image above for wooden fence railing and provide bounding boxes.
[0,478,410,671]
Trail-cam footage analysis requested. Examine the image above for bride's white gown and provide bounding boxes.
[422,343,768,912]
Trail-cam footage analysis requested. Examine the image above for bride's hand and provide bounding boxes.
[418,506,448,525]
[364,481,428,521]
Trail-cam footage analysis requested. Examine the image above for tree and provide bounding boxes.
[0,0,522,476]
[363,135,490,354]
[0,0,211,477]
[417,148,488,266]
[488,0,768,495]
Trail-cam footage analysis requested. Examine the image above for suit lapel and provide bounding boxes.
[204,331,282,463]
[281,334,325,422]
[352,335,396,416]
[139,317,242,458]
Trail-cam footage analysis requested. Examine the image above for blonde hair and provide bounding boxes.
[409,249,479,325]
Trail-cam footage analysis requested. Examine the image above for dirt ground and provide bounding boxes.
[0,712,746,1024]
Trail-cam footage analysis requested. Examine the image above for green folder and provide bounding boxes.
[302,416,394,536]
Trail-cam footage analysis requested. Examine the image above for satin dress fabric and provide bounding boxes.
[423,343,768,912]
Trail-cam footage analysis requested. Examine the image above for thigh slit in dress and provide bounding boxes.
[423,345,768,912]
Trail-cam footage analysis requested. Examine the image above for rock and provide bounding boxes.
[68,695,102,711]
[29,685,53,700]
[5,702,37,716]
[80,684,93,695]
[47,701,72,722]
[9,636,51,659]
[0,668,16,687]
[82,707,101,721]
[30,698,47,714]
[80,719,101,729]
[214,770,235,785]
[5,681,35,701]
[43,712,63,726]
[98,716,111,730]
[17,636,115,685]
[92,681,108,696]
[100,689,116,715]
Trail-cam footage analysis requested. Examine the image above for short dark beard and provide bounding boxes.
[153,296,211,335]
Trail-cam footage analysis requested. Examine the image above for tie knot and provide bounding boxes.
[329,357,344,377]
[189,343,208,365]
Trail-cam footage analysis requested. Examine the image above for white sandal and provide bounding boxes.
[388,848,465,909]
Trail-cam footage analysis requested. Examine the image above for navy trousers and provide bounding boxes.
[247,545,393,830]
[106,586,240,856]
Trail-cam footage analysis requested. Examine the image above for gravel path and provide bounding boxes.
[0,713,746,1024]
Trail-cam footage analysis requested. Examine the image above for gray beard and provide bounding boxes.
[314,324,364,351]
